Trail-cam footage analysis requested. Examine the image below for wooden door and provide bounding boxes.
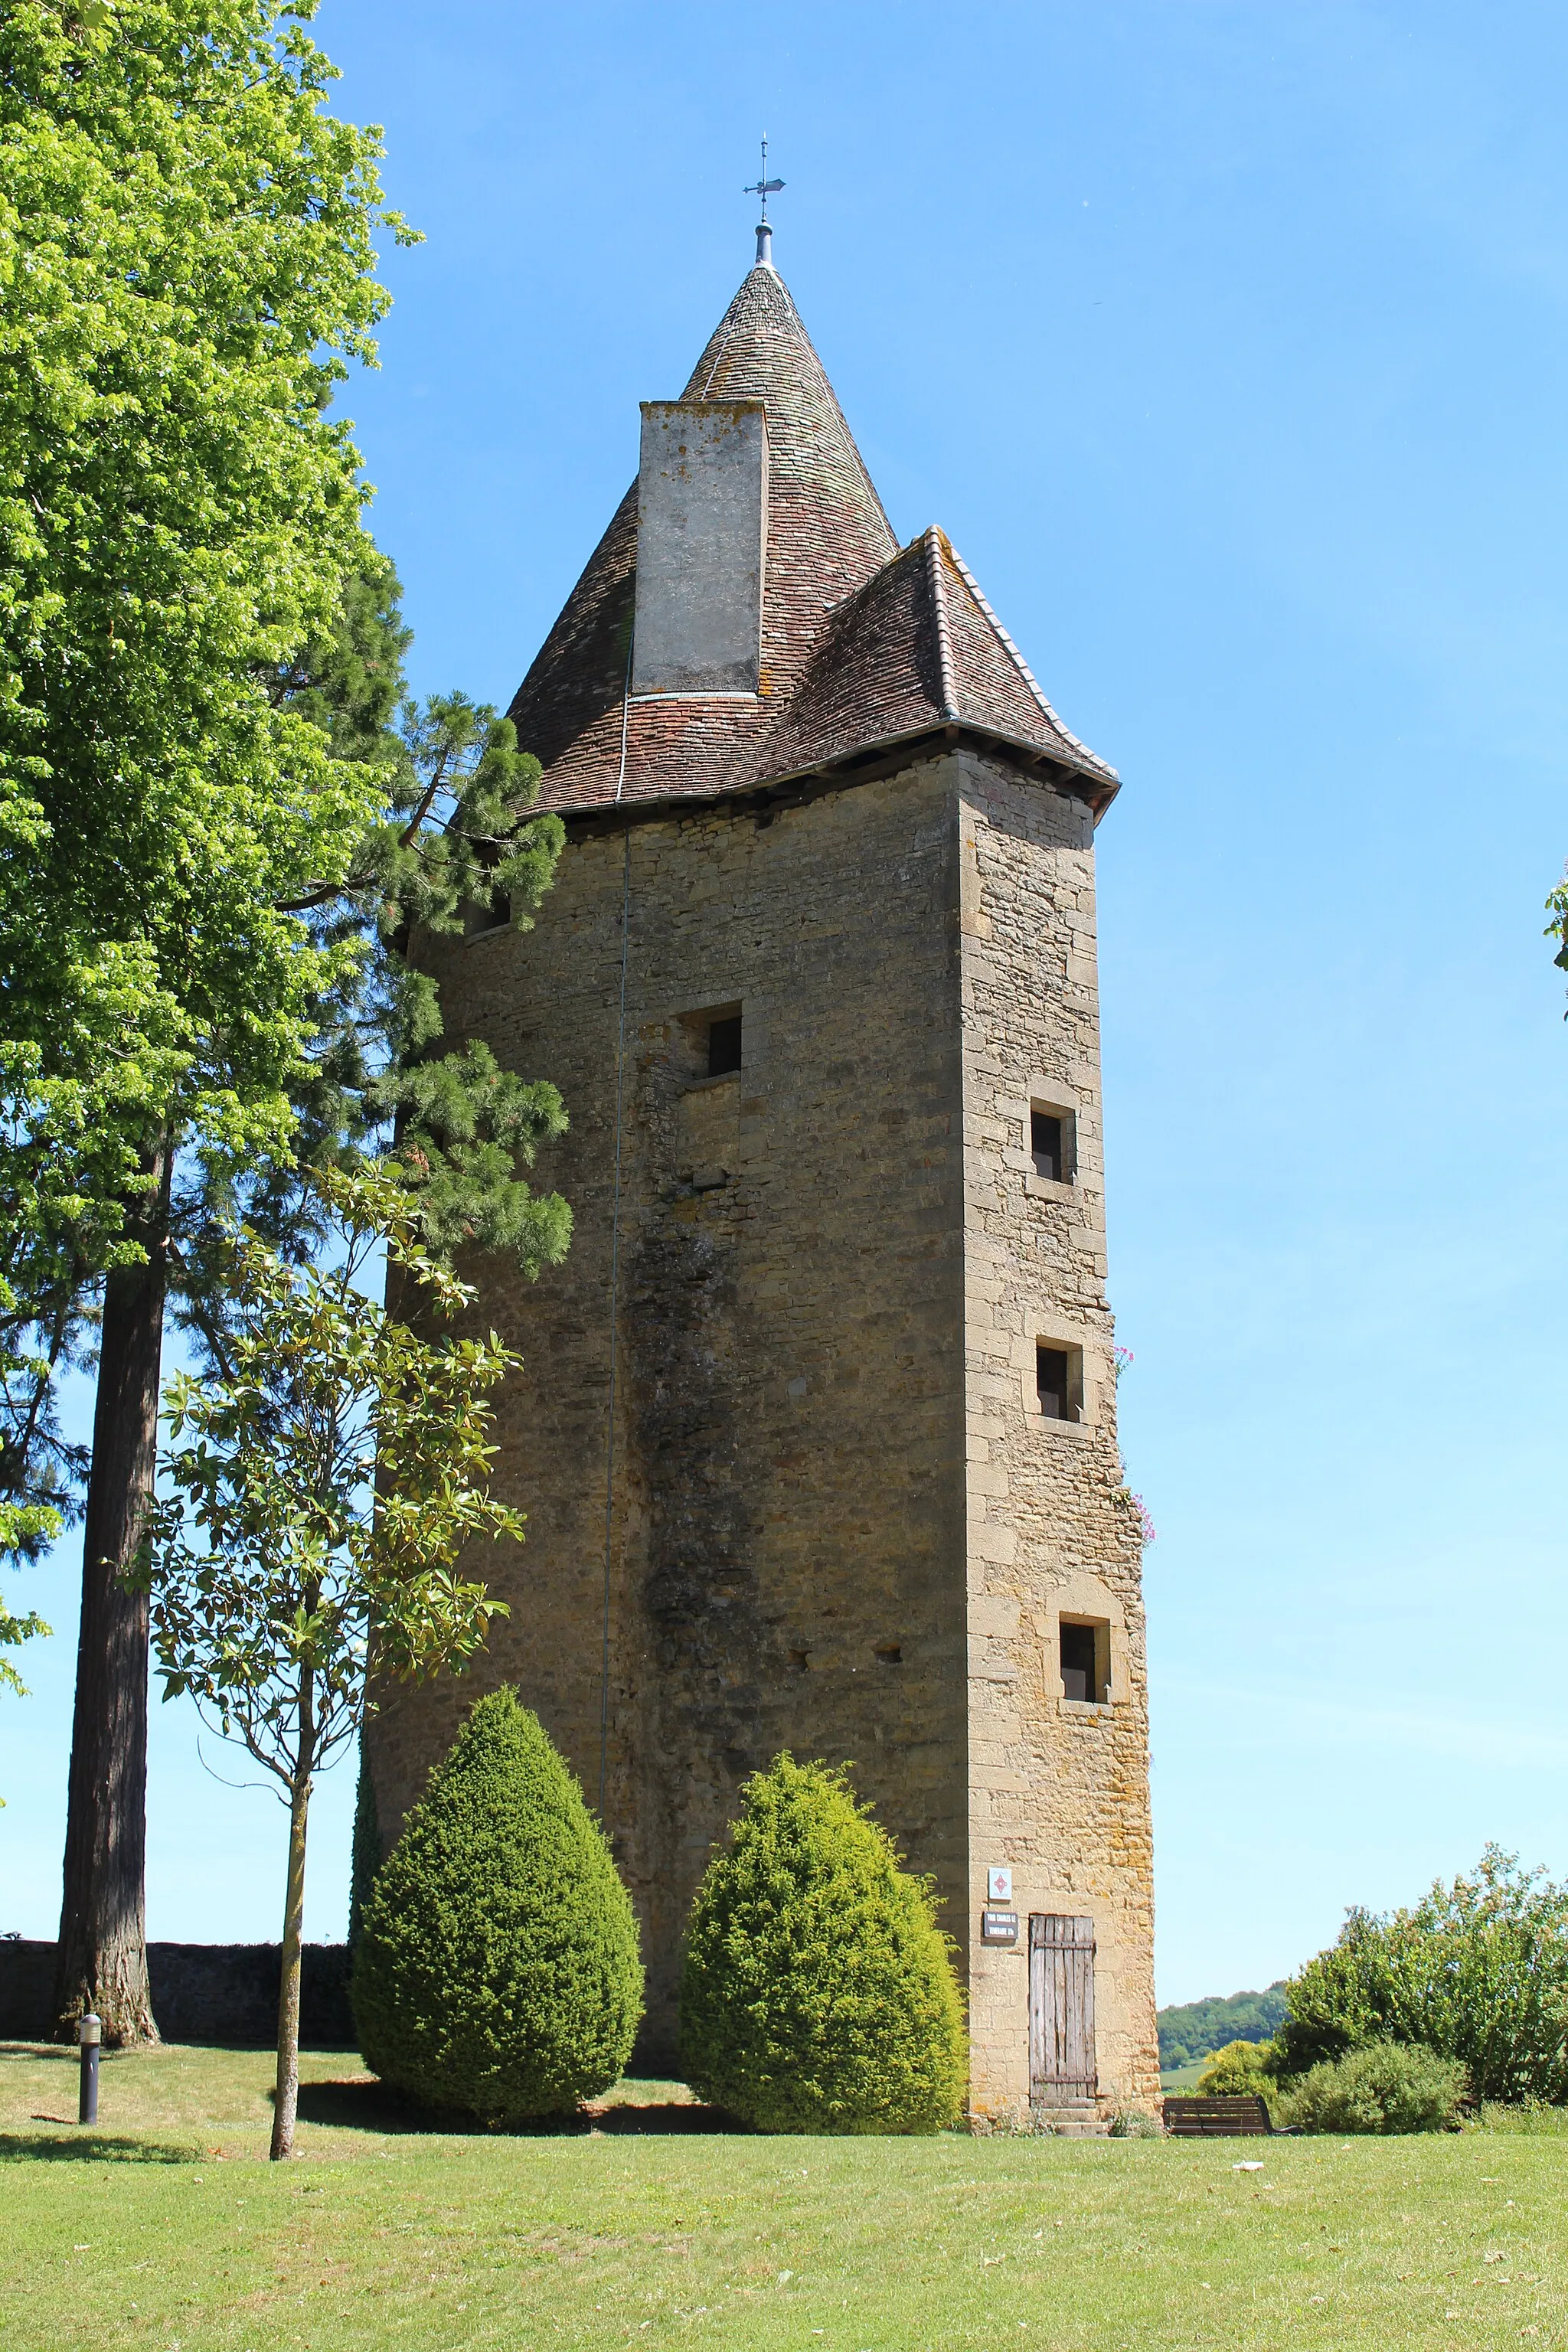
[1028,1914,1096,2099]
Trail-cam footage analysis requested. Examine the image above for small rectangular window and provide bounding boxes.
[1031,1109,1063,1181]
[1060,1619,1109,1704]
[1028,1100,1076,1184]
[1036,1344,1070,1420]
[707,1014,743,1077]
[464,890,509,936]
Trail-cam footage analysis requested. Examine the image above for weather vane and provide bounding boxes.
[743,134,784,266]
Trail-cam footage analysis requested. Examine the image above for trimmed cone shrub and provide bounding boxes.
[680,1754,968,2134]
[351,1688,642,2118]
[1282,2041,1466,2135]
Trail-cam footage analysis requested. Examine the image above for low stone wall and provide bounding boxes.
[0,1939,355,2047]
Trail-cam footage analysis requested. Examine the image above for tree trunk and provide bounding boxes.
[270,1679,314,2161]
[53,1143,170,2046]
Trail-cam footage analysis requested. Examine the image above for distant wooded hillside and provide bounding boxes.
[1157,1984,1289,2069]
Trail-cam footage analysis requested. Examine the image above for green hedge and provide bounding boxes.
[351,1688,642,2118]
[680,1755,967,2134]
[1282,2041,1467,2134]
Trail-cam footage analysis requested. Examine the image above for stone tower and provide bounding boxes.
[366,248,1159,2119]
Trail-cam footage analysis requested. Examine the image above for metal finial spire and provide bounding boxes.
[743,133,784,268]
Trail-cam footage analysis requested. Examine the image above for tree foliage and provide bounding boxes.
[136,1161,521,2154]
[233,651,571,1285]
[680,1756,968,2135]
[0,0,417,1572]
[145,1168,518,1707]
[1,0,413,1171]
[1,2,571,1529]
[0,1596,49,1711]
[1277,1847,1568,2105]
[352,1688,643,2119]
[2,0,570,2045]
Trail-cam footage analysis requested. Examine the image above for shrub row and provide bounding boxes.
[350,1690,968,2132]
[1197,2034,1467,2132]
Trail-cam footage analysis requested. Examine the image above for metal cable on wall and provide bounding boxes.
[598,629,635,1816]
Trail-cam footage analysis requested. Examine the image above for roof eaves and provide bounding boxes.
[747,710,1123,813]
[552,714,1114,828]
[941,533,1119,786]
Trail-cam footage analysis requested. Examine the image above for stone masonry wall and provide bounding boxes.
[367,756,971,2066]
[956,745,1160,2115]
[0,1941,353,2047]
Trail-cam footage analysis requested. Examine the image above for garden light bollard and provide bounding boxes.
[78,2012,100,2125]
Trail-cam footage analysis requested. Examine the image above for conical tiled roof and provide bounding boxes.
[507,264,1117,814]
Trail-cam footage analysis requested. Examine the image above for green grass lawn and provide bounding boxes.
[3,2041,1566,2349]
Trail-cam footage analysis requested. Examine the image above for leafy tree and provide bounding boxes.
[680,1755,968,2135]
[1277,1847,1568,2104]
[168,554,572,1381]
[2,6,569,2043]
[138,1164,520,2158]
[352,1689,643,2120]
[2,0,419,2040]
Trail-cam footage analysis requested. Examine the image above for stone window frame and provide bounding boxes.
[1057,1615,1111,1707]
[1012,1073,1082,1204]
[1016,1315,1106,1437]
[1044,1571,1129,1712]
[1034,1338,1084,1426]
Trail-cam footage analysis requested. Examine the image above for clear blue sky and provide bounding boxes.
[4,0,1566,2009]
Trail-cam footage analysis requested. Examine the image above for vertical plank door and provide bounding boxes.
[1028,1914,1097,2099]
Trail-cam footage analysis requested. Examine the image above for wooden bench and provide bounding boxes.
[1161,2094,1296,2138]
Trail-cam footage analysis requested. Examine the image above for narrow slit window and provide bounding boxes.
[1036,1344,1070,1421]
[1031,1109,1063,1181]
[707,1013,743,1077]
